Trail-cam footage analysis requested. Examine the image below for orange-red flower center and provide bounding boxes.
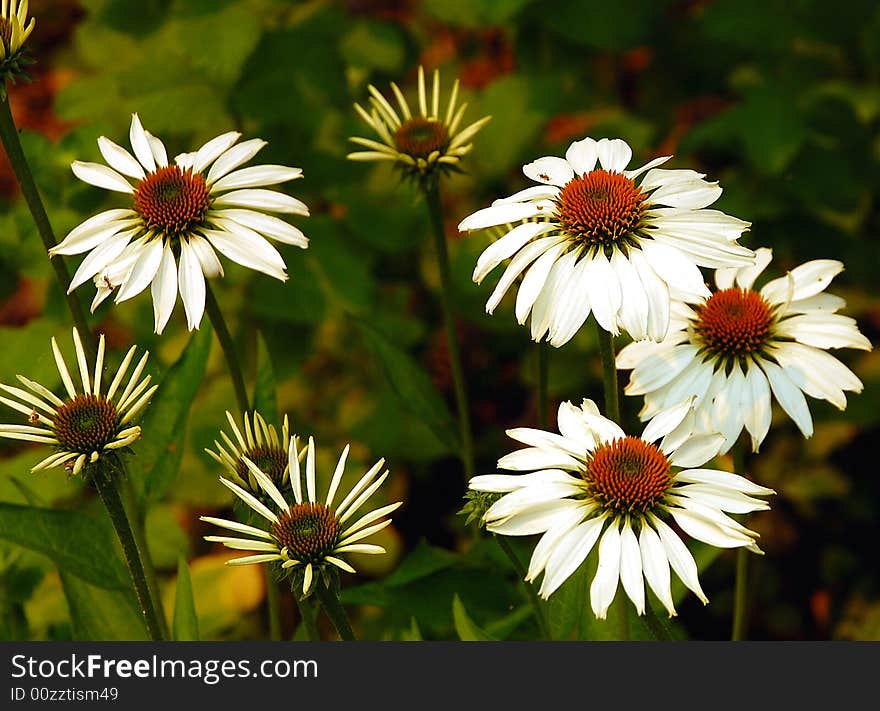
[133,166,210,236]
[556,170,646,246]
[693,288,774,358]
[584,436,672,513]
[394,117,448,158]
[272,503,340,564]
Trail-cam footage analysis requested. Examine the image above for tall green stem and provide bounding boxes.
[595,325,620,423]
[295,596,320,641]
[265,568,282,641]
[0,92,94,353]
[316,582,355,641]
[494,535,552,640]
[423,182,474,478]
[731,444,749,641]
[90,459,165,640]
[204,283,250,413]
[118,472,169,639]
[537,341,549,428]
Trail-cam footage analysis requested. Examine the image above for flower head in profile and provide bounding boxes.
[469,399,773,618]
[617,248,872,453]
[0,328,156,476]
[348,66,491,185]
[203,436,401,597]
[0,1,35,85]
[52,114,309,334]
[206,410,301,504]
[459,137,754,346]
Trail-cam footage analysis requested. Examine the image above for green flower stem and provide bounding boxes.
[204,282,250,413]
[295,595,320,641]
[90,458,165,641]
[117,471,169,639]
[595,324,620,423]
[423,182,475,478]
[494,535,552,640]
[0,91,94,354]
[265,568,282,641]
[315,581,355,641]
[537,341,549,429]
[731,444,750,641]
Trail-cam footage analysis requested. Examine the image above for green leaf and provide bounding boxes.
[357,323,459,452]
[60,572,147,641]
[132,327,212,505]
[252,330,278,425]
[0,502,129,590]
[453,594,494,641]
[547,558,589,640]
[172,556,199,641]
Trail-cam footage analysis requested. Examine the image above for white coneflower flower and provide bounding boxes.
[0,0,35,81]
[51,114,309,334]
[0,328,157,476]
[469,398,773,618]
[202,436,402,596]
[458,137,755,345]
[206,410,302,499]
[617,248,872,453]
[348,65,491,184]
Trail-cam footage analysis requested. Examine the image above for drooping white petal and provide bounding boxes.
[639,240,710,300]
[582,252,622,335]
[629,248,670,341]
[68,231,133,292]
[211,209,308,248]
[610,250,649,339]
[115,238,163,303]
[649,514,707,604]
[761,259,843,304]
[619,521,645,615]
[151,244,177,334]
[668,433,724,468]
[639,523,675,617]
[177,239,206,331]
[485,236,567,314]
[757,357,814,437]
[641,397,695,443]
[590,521,622,619]
[472,222,556,284]
[486,499,583,537]
[539,515,606,599]
[202,226,287,282]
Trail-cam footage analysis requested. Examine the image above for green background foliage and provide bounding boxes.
[0,0,877,640]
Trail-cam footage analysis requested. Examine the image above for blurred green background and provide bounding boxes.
[0,0,878,641]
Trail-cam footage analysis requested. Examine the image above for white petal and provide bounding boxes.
[769,342,861,409]
[673,468,775,496]
[619,521,645,615]
[610,250,649,339]
[485,235,566,314]
[52,218,137,257]
[668,508,753,549]
[669,433,724,468]
[526,506,590,582]
[206,138,267,185]
[564,137,598,176]
[493,185,561,204]
[71,161,133,193]
[641,397,695,443]
[639,524,675,616]
[151,244,177,334]
[129,114,156,172]
[97,136,145,179]
[582,252,621,335]
[212,165,303,192]
[203,225,287,281]
[212,209,308,248]
[757,357,813,438]
[497,446,582,472]
[470,469,579,494]
[639,241,710,300]
[649,514,707,604]
[761,259,843,304]
[144,130,168,167]
[625,343,700,395]
[539,515,606,598]
[472,222,555,284]
[211,189,309,215]
[178,239,206,330]
[589,521,622,619]
[595,138,632,173]
[774,313,872,351]
[735,247,773,289]
[487,499,583,536]
[556,400,598,452]
[515,242,568,324]
[625,155,672,181]
[523,156,574,186]
[187,233,224,278]
[68,232,133,291]
[191,131,241,174]
[458,200,556,232]
[115,239,163,302]
[629,248,670,341]
[546,252,593,347]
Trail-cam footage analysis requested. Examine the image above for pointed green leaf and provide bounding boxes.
[252,330,278,425]
[60,571,147,641]
[132,326,212,505]
[0,502,128,590]
[172,556,199,641]
[452,594,494,641]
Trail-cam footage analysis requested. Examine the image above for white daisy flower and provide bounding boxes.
[469,398,773,618]
[617,248,872,453]
[0,0,35,79]
[202,435,402,597]
[51,114,309,334]
[0,328,157,476]
[458,137,755,345]
[348,65,491,184]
